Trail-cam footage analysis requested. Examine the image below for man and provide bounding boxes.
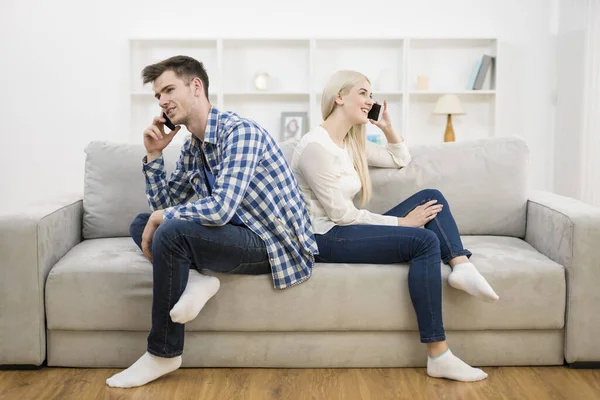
[106,55,318,388]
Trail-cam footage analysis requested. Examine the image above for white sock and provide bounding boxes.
[427,349,488,382]
[106,352,182,388]
[448,262,499,302]
[169,269,220,324]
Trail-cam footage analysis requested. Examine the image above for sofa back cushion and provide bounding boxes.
[366,136,529,236]
[283,136,529,237]
[82,141,185,239]
[84,136,529,239]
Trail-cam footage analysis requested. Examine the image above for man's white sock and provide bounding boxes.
[427,349,488,382]
[169,269,220,324]
[448,262,499,302]
[106,352,182,388]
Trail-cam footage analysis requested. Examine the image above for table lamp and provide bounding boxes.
[433,94,465,142]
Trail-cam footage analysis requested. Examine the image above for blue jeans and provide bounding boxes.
[130,213,271,358]
[314,189,472,343]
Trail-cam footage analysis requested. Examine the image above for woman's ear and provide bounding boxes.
[334,93,344,106]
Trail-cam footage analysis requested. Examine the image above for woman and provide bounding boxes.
[291,70,499,382]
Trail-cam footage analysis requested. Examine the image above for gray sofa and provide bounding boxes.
[2,136,599,368]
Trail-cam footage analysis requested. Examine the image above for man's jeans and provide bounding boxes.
[314,189,472,343]
[130,215,271,358]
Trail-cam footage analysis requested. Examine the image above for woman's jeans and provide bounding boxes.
[130,215,271,358]
[314,189,472,343]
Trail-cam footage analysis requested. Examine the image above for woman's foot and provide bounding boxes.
[448,262,499,302]
[427,349,488,382]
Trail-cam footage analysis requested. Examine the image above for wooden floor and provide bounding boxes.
[1,366,599,400]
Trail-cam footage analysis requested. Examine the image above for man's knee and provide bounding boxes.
[152,219,189,249]
[130,213,151,238]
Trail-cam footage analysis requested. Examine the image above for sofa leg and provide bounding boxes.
[567,361,600,369]
[0,360,46,370]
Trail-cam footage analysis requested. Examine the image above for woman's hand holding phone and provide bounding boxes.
[368,100,392,130]
[144,113,181,160]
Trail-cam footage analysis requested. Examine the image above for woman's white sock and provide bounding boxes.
[448,262,499,302]
[427,349,488,382]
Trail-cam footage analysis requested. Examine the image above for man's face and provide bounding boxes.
[152,70,196,126]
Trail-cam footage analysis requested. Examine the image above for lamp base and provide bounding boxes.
[444,114,455,142]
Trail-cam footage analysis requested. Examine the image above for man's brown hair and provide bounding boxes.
[142,55,210,99]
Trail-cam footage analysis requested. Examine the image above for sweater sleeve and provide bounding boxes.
[365,140,411,168]
[297,142,398,227]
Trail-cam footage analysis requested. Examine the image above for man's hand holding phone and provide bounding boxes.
[144,112,181,161]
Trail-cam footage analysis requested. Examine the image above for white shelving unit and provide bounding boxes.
[129,37,497,145]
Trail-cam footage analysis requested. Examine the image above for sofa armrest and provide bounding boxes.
[0,197,82,366]
[525,190,600,363]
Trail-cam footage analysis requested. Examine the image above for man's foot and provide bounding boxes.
[106,352,182,388]
[427,349,488,382]
[448,262,499,302]
[170,270,220,324]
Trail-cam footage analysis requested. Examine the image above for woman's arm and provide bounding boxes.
[365,140,411,168]
[366,101,411,167]
[298,142,398,227]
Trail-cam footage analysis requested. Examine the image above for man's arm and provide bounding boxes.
[164,122,265,225]
[144,140,196,210]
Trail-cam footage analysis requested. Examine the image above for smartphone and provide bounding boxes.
[367,103,382,122]
[162,112,176,131]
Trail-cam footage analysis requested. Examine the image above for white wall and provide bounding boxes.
[1,0,555,210]
[553,0,600,204]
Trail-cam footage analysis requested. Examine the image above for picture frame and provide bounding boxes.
[280,112,308,141]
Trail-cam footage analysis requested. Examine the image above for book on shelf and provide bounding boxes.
[468,54,495,90]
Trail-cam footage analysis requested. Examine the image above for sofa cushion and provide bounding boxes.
[281,136,529,237]
[82,141,187,239]
[46,235,565,332]
[85,136,528,239]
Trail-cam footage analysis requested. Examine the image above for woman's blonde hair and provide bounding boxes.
[321,70,372,205]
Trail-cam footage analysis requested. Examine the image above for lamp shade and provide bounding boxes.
[432,94,465,115]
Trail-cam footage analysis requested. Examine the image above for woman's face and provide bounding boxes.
[338,78,374,125]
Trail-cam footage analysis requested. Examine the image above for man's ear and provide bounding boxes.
[192,77,204,97]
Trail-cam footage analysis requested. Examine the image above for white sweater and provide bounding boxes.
[291,126,412,235]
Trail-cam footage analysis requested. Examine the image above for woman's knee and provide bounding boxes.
[419,188,445,201]
[416,229,440,254]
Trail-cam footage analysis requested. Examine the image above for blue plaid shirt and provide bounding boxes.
[142,107,318,289]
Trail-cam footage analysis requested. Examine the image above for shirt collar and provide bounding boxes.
[204,106,220,145]
[189,106,220,149]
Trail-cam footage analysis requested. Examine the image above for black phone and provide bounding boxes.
[163,112,176,131]
[367,103,382,121]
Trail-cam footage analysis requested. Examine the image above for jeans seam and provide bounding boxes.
[162,248,175,355]
[147,347,182,358]
[421,335,447,343]
[424,245,437,342]
[171,232,266,253]
[326,234,428,244]
[433,218,457,261]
